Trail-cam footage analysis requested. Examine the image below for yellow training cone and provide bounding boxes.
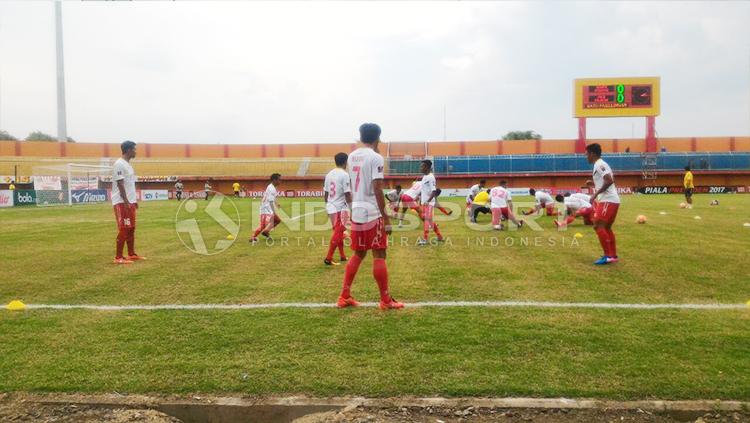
[6,300,26,311]
[226,234,235,240]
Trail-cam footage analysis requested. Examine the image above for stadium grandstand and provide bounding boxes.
[0,137,748,198]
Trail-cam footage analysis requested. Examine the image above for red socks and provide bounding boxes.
[594,227,617,257]
[433,223,443,240]
[606,228,617,257]
[373,258,391,303]
[116,228,127,259]
[126,228,135,256]
[437,205,451,215]
[340,255,362,299]
[595,227,609,256]
[340,256,390,302]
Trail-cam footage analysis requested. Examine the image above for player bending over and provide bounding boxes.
[466,180,486,210]
[398,180,422,227]
[337,123,403,310]
[489,180,523,230]
[112,140,146,264]
[683,166,694,208]
[418,160,444,245]
[469,189,491,223]
[553,193,593,227]
[523,188,557,216]
[586,143,620,265]
[385,185,402,218]
[323,153,352,265]
[250,173,282,243]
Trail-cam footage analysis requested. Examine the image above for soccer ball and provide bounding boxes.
[710,200,719,206]
[493,224,502,231]
[679,202,687,208]
[636,215,647,224]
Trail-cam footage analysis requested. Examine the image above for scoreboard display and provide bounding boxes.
[574,77,660,118]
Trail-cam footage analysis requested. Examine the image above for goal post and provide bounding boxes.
[31,162,112,206]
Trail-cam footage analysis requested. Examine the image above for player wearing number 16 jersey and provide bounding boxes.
[337,123,403,310]
[112,140,145,264]
[323,153,352,265]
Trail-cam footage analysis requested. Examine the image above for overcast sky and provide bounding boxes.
[0,1,748,144]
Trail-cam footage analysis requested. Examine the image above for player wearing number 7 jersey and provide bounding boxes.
[323,152,352,265]
[337,123,403,310]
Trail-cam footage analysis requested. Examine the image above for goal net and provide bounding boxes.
[31,162,112,206]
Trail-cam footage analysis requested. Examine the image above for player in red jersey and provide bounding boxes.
[586,143,621,265]
[337,123,403,310]
[250,173,282,243]
[323,153,352,265]
[111,140,145,264]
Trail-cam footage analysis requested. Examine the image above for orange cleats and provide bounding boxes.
[337,296,360,308]
[113,258,134,265]
[127,255,146,261]
[379,297,404,310]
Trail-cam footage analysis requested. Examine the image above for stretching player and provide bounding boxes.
[398,180,422,227]
[469,189,491,223]
[385,185,402,218]
[250,173,282,243]
[112,140,145,264]
[586,143,620,265]
[337,123,403,310]
[418,160,444,245]
[465,180,486,210]
[553,193,593,227]
[523,188,557,216]
[489,180,523,230]
[323,153,351,265]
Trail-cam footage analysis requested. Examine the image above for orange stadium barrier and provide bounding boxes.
[0,137,747,161]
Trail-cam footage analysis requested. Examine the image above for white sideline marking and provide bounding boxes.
[20,300,748,311]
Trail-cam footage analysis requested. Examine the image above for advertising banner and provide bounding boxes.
[141,189,169,201]
[70,189,108,204]
[70,176,99,190]
[0,190,13,207]
[13,190,37,206]
[34,176,62,191]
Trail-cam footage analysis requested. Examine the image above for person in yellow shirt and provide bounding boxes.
[683,166,694,209]
[8,180,15,191]
[232,182,241,198]
[470,189,491,223]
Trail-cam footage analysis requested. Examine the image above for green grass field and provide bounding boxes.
[1,194,748,399]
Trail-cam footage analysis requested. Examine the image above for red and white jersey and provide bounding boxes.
[592,158,620,204]
[564,195,591,212]
[534,190,554,206]
[111,158,137,205]
[420,173,437,205]
[385,189,400,203]
[348,147,385,224]
[324,168,351,213]
[489,186,511,209]
[404,181,421,199]
[260,183,278,215]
